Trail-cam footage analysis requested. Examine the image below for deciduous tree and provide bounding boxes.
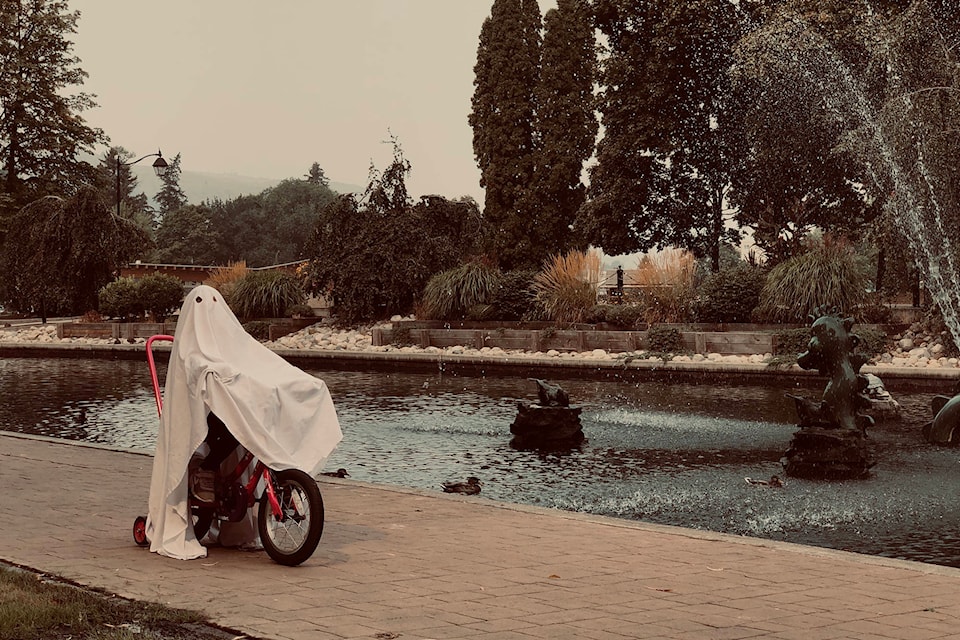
[151,204,220,265]
[728,1,881,263]
[578,0,744,271]
[203,178,336,267]
[0,186,149,318]
[305,141,482,324]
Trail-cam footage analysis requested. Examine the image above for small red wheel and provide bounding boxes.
[132,516,149,547]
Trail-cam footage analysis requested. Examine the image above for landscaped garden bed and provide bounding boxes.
[372,320,906,356]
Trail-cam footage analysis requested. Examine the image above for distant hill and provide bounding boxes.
[130,165,362,205]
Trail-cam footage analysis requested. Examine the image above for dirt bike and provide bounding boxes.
[132,335,324,566]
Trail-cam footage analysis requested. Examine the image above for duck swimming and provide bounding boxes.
[320,468,350,478]
[442,477,482,495]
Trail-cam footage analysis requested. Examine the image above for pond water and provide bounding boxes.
[2,356,958,568]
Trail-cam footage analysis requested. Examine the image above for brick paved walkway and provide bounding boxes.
[2,433,959,640]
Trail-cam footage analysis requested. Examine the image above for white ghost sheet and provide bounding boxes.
[146,285,342,560]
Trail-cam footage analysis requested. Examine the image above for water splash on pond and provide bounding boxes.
[741,3,960,345]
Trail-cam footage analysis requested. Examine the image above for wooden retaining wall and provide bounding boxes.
[57,322,178,340]
[371,327,778,355]
[55,318,316,342]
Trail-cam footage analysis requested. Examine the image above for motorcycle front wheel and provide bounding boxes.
[258,469,324,566]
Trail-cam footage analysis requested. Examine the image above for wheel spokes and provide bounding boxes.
[267,483,311,552]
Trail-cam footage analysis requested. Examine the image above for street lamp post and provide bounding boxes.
[116,150,169,217]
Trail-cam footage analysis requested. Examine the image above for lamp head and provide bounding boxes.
[152,151,169,177]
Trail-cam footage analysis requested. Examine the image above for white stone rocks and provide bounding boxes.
[2,320,959,370]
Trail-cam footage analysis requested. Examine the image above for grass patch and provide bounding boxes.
[0,565,231,640]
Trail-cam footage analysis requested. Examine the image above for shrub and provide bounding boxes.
[490,269,539,321]
[242,320,271,341]
[646,325,684,353]
[774,324,888,360]
[98,278,143,319]
[856,291,893,324]
[390,325,415,347]
[634,249,698,323]
[137,274,185,321]
[585,304,612,324]
[856,326,889,358]
[420,260,501,320]
[774,327,811,356]
[756,236,870,323]
[588,304,645,329]
[696,263,766,323]
[287,303,314,318]
[533,250,602,324]
[231,271,306,319]
[80,310,104,323]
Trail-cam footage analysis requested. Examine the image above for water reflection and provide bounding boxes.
[1,357,957,568]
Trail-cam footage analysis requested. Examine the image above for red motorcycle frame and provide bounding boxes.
[133,334,324,566]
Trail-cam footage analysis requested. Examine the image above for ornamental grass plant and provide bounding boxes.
[634,249,698,323]
[420,260,502,320]
[533,249,602,324]
[207,260,248,306]
[756,235,870,323]
[230,270,306,319]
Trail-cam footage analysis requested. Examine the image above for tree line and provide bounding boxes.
[472,0,959,293]
[1,0,957,323]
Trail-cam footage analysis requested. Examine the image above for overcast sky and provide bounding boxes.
[69,1,559,203]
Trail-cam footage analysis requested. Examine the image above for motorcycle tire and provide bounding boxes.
[258,469,324,566]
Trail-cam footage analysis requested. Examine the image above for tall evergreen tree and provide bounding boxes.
[523,0,597,265]
[470,0,542,269]
[155,152,188,218]
[96,146,149,217]
[304,162,330,187]
[0,0,104,204]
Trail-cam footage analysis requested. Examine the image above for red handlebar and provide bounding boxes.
[146,334,175,418]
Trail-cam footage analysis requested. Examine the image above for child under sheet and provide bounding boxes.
[146,285,342,560]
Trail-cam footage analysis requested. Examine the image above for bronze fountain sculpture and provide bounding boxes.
[782,309,876,479]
